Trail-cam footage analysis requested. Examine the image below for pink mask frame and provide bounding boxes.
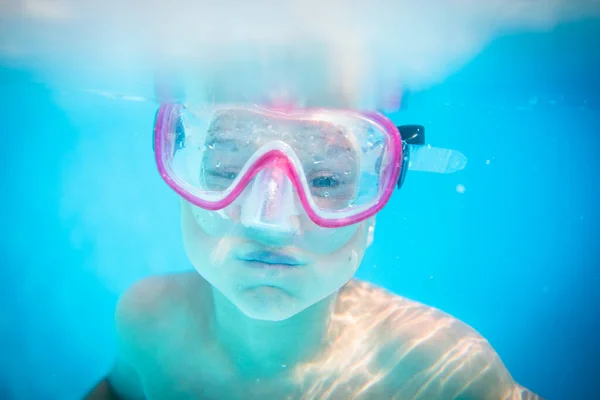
[153,103,404,228]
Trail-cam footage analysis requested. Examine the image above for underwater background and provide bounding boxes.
[1,16,599,400]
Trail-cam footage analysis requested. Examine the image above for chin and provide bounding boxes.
[234,286,308,321]
[243,309,298,322]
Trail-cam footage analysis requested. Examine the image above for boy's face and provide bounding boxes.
[180,198,374,321]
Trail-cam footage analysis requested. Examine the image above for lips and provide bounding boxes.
[238,251,306,267]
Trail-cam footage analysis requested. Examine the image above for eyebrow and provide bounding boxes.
[204,136,244,152]
[206,135,238,144]
[323,143,355,157]
[205,126,242,142]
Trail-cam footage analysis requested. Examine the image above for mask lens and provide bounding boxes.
[160,105,399,220]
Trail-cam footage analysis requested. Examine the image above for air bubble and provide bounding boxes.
[324,192,330,197]
[312,154,325,164]
[216,161,221,168]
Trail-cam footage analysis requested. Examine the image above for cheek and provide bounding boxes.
[297,222,359,254]
[181,206,210,259]
[186,203,239,238]
[181,199,368,265]
[308,222,368,280]
[181,203,229,267]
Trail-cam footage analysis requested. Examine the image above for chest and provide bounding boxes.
[135,343,395,400]
[139,372,392,400]
[137,352,301,400]
[130,310,427,399]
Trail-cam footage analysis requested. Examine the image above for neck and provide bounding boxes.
[211,287,336,377]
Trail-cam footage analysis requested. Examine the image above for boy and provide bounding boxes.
[86,101,542,400]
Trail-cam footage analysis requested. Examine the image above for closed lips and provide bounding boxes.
[239,251,305,266]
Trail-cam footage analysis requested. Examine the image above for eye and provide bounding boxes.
[221,171,238,180]
[201,168,239,190]
[311,175,339,188]
[207,169,238,180]
[175,119,186,150]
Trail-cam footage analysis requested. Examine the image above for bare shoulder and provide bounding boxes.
[101,272,212,399]
[114,271,212,354]
[338,280,544,399]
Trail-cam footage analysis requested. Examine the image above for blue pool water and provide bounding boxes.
[1,18,599,399]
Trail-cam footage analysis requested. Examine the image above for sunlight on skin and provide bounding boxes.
[289,281,543,400]
[105,266,545,399]
[506,385,542,400]
[209,237,235,267]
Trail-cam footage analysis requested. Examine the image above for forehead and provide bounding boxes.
[205,109,357,151]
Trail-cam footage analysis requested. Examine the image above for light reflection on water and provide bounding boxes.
[1,0,598,106]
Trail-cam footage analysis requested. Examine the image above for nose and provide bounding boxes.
[239,167,301,245]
